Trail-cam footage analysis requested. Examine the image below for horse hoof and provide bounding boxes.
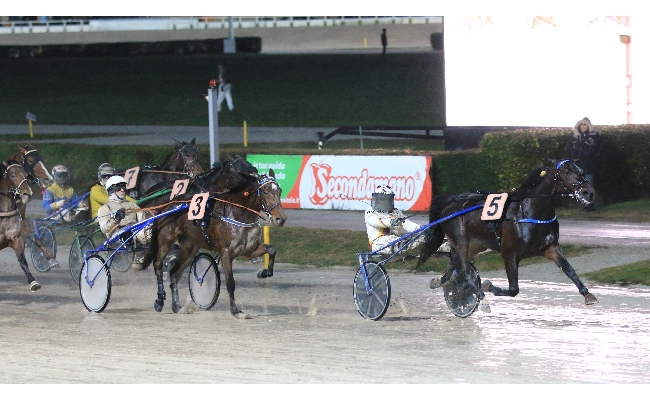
[234,312,252,319]
[481,280,493,292]
[479,300,491,313]
[48,259,60,269]
[30,281,42,291]
[429,277,444,289]
[154,300,163,312]
[257,269,270,279]
[585,293,598,306]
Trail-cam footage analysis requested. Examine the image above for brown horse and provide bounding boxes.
[142,158,287,318]
[418,160,598,312]
[129,138,203,199]
[6,145,59,269]
[0,160,41,290]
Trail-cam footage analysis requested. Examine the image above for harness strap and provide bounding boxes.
[517,216,557,224]
[0,209,19,217]
[219,217,260,228]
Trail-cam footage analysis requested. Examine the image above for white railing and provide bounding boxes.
[0,16,442,34]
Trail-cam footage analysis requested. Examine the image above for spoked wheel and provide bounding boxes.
[104,241,135,272]
[444,262,481,318]
[79,255,112,313]
[69,235,95,284]
[30,226,57,273]
[353,262,391,321]
[188,253,221,310]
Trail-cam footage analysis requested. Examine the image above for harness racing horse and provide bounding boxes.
[6,145,59,269]
[141,158,287,318]
[417,159,598,311]
[0,161,42,291]
[129,138,203,199]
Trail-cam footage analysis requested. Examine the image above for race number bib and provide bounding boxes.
[188,193,209,220]
[124,167,140,190]
[481,193,508,220]
[170,179,190,200]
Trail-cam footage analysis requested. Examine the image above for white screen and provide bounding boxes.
[443,16,650,127]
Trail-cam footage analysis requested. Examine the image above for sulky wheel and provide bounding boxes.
[188,253,221,310]
[69,235,95,284]
[79,255,112,313]
[443,261,481,318]
[30,226,57,273]
[353,262,391,321]
[105,241,135,272]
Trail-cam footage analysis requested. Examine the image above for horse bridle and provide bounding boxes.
[554,159,590,200]
[178,144,201,177]
[1,163,31,201]
[257,175,282,216]
[20,149,43,185]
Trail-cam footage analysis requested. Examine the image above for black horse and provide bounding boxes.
[417,159,598,310]
[129,139,203,199]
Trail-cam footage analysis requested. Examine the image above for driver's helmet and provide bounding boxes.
[371,185,395,213]
[97,163,115,186]
[52,165,70,185]
[105,175,127,195]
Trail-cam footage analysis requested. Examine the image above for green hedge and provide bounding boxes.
[431,125,650,204]
[431,149,499,195]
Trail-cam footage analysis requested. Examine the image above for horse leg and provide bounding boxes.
[545,245,598,305]
[254,244,275,278]
[482,253,520,297]
[221,252,250,319]
[153,259,166,312]
[12,241,40,291]
[168,245,196,313]
[152,240,171,313]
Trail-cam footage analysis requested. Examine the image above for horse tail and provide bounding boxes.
[416,195,451,268]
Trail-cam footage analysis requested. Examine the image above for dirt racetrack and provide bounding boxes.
[1,241,650,385]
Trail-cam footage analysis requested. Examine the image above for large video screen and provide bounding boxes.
[444,16,649,127]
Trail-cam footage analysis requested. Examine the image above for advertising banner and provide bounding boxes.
[248,155,431,211]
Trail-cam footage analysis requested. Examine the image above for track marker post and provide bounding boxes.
[264,225,270,269]
[243,120,248,147]
[26,112,37,138]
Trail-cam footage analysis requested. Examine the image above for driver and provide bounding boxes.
[97,176,148,270]
[42,164,87,221]
[365,185,450,256]
[90,163,135,219]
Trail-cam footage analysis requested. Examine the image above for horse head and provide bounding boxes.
[257,169,287,227]
[554,159,595,205]
[17,145,53,189]
[173,138,203,178]
[2,160,33,205]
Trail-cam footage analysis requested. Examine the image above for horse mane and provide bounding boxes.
[509,165,548,198]
[219,158,259,194]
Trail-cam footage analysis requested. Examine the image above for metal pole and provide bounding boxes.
[228,16,234,39]
[624,16,633,124]
[208,87,219,165]
[359,126,363,149]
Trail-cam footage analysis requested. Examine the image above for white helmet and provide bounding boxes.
[52,165,70,184]
[105,175,127,195]
[374,185,394,195]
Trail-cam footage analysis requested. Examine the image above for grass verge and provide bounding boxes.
[583,261,650,286]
